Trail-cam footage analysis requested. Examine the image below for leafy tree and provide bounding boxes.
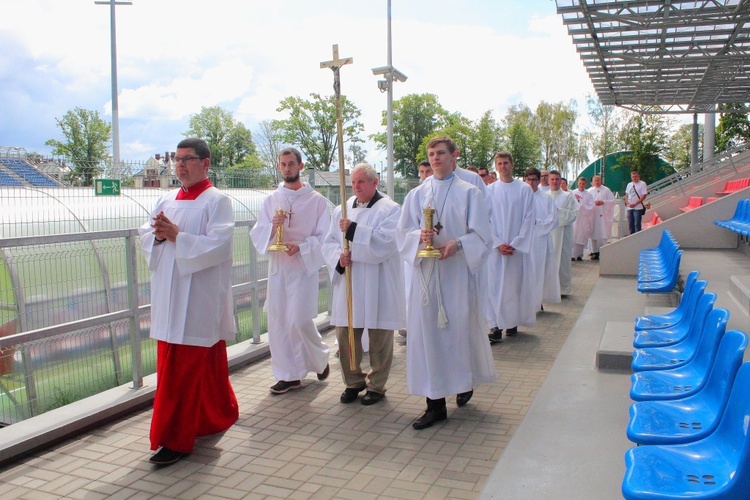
[665,123,702,171]
[586,94,622,167]
[464,110,502,170]
[347,142,367,167]
[535,100,578,177]
[273,93,364,171]
[500,103,542,176]
[225,155,274,188]
[255,120,284,182]
[185,106,256,174]
[440,112,473,167]
[372,93,449,178]
[615,113,672,183]
[45,107,111,186]
[716,103,750,153]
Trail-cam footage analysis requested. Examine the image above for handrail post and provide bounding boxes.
[125,229,143,388]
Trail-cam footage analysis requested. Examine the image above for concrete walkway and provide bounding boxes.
[0,260,600,499]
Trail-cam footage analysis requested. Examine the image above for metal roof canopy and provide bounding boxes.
[556,0,750,114]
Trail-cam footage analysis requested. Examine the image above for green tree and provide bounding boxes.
[716,103,750,153]
[372,93,449,178]
[273,93,364,171]
[665,123,702,171]
[185,106,256,175]
[500,103,542,176]
[535,100,579,177]
[586,94,622,168]
[255,120,284,182]
[615,114,672,183]
[45,107,111,186]
[464,110,502,170]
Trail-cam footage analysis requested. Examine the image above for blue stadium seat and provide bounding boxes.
[714,199,750,237]
[627,331,747,446]
[633,291,714,348]
[623,359,750,499]
[632,307,728,372]
[635,271,702,331]
[630,321,742,402]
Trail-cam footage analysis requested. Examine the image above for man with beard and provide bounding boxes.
[250,147,331,395]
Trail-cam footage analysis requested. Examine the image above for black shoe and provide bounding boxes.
[575,256,583,261]
[591,253,600,260]
[149,447,185,466]
[456,390,473,407]
[361,391,385,406]
[340,385,366,403]
[317,363,330,381]
[488,328,503,344]
[269,380,301,394]
[412,406,448,430]
[505,326,518,337]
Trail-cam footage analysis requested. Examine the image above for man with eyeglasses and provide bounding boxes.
[524,168,560,308]
[140,138,239,466]
[539,170,551,192]
[250,147,331,396]
[478,166,492,186]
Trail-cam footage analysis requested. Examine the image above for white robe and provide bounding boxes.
[548,189,578,295]
[529,189,560,305]
[322,193,405,330]
[572,188,595,247]
[139,187,236,347]
[487,178,536,328]
[249,183,330,381]
[397,176,496,399]
[588,185,615,241]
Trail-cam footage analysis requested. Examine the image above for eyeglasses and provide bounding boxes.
[479,173,488,177]
[174,156,201,165]
[541,174,549,178]
[525,177,540,182]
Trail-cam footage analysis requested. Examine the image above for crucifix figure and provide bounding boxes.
[320,44,354,95]
[434,221,443,235]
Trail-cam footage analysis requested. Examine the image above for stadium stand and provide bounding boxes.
[678,196,703,212]
[0,158,60,187]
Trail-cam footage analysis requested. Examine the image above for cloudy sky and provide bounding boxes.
[1,0,597,165]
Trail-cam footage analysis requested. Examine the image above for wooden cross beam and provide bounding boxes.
[320,44,353,70]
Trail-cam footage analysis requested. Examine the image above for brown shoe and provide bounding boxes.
[317,363,330,381]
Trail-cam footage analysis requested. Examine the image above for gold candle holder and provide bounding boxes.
[268,209,290,252]
[416,207,442,258]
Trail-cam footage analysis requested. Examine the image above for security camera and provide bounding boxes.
[371,66,408,83]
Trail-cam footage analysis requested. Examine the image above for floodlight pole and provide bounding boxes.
[372,0,407,200]
[95,0,132,179]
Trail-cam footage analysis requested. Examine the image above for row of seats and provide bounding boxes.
[714,198,750,237]
[622,271,750,498]
[717,177,750,195]
[0,170,24,186]
[642,211,663,229]
[0,158,59,187]
[637,229,681,294]
[678,196,719,212]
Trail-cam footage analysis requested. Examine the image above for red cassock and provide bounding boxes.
[150,340,239,453]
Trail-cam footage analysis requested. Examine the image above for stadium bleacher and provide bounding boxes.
[0,158,60,187]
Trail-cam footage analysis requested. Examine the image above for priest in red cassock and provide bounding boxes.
[139,138,238,466]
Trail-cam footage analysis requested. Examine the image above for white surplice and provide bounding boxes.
[529,189,560,305]
[249,183,331,381]
[139,187,236,347]
[572,188,595,247]
[588,184,615,244]
[487,178,536,328]
[548,189,578,294]
[397,175,496,399]
[322,193,405,330]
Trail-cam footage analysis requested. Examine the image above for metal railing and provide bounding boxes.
[0,223,332,425]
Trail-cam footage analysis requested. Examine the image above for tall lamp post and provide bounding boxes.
[95,0,132,179]
[372,0,407,200]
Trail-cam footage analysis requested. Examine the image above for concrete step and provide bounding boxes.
[597,321,634,371]
[729,274,750,315]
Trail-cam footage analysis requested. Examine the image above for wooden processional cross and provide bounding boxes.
[320,44,358,370]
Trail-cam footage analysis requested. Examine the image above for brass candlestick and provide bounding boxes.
[416,207,442,258]
[268,209,290,252]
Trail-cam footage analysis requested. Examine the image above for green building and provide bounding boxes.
[577,151,675,196]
